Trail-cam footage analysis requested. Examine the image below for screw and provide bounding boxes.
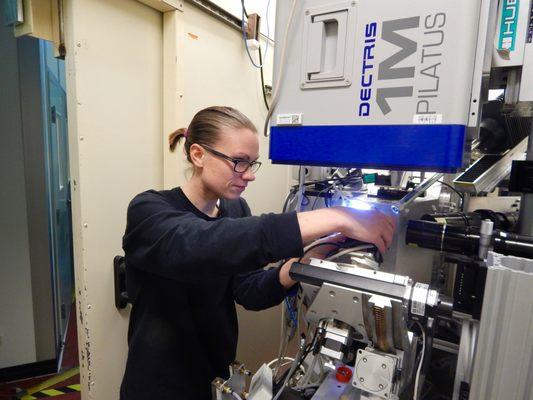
[353,296,359,303]
[332,310,338,315]
[305,10,310,15]
[360,377,364,382]
[363,357,367,362]
[382,364,387,369]
[345,79,351,84]
[379,384,384,389]
[329,291,336,297]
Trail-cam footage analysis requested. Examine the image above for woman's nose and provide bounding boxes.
[242,168,256,181]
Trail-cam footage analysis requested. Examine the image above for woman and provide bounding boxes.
[119,106,395,400]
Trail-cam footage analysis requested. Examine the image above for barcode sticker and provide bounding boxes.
[276,113,303,126]
[413,114,443,124]
[411,282,429,316]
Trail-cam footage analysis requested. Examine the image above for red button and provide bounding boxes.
[336,366,352,383]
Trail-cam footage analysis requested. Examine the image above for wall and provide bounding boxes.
[63,0,163,398]
[0,24,37,369]
[164,2,291,371]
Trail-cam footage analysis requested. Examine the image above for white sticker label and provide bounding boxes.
[276,113,303,126]
[411,282,429,316]
[413,114,443,124]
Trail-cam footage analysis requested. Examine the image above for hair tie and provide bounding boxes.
[183,128,188,138]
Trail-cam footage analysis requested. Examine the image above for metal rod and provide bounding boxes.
[519,127,533,235]
[394,173,444,212]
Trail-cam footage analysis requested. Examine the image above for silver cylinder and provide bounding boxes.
[479,219,494,259]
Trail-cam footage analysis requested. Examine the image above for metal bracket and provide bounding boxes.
[113,256,130,310]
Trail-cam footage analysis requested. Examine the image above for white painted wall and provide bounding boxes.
[64,0,163,398]
[0,24,37,369]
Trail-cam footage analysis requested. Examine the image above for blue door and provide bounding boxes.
[42,41,74,361]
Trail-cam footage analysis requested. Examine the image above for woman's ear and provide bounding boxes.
[189,143,205,168]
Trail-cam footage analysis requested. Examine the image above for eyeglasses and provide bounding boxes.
[202,145,262,174]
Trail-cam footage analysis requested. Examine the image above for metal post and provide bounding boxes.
[519,127,533,235]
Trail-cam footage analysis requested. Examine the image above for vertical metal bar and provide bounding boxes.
[519,127,533,235]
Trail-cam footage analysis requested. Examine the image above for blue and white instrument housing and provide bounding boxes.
[269,0,488,172]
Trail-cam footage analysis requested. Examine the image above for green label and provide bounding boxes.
[498,0,520,51]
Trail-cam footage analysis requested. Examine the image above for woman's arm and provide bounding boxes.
[124,191,304,281]
[125,191,394,284]
[231,267,288,311]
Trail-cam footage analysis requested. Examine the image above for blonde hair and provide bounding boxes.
[168,106,257,163]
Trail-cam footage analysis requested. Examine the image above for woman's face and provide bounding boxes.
[200,127,259,200]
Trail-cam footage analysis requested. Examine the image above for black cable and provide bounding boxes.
[311,185,333,210]
[258,46,270,111]
[282,188,298,213]
[292,173,363,190]
[438,181,465,211]
[240,0,249,18]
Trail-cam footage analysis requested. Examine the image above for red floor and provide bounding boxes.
[0,303,80,400]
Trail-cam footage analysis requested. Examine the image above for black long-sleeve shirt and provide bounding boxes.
[119,187,303,400]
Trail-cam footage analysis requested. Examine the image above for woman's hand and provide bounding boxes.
[279,234,347,289]
[333,206,396,254]
[301,233,347,264]
[296,206,396,255]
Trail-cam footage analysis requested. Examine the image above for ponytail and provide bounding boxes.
[168,128,187,152]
